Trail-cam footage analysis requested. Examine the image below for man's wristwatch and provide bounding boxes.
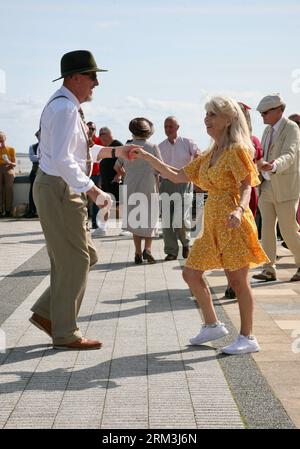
[111,147,116,159]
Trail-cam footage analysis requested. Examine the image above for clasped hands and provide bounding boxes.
[90,146,144,218]
[121,145,145,161]
[257,159,275,172]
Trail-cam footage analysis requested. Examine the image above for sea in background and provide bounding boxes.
[15,154,32,175]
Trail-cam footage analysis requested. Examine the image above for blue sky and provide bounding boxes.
[1,0,300,153]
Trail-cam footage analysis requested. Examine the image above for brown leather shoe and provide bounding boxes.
[53,337,103,350]
[182,246,190,258]
[252,269,277,281]
[164,254,177,261]
[290,268,300,282]
[29,313,52,337]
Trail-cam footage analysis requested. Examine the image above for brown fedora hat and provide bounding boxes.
[52,50,107,82]
[129,117,154,139]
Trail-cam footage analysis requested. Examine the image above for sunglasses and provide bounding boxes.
[81,72,98,81]
[261,107,280,116]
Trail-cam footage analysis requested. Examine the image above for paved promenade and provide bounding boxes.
[0,218,299,429]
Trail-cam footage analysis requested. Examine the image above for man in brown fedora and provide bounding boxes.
[29,50,140,350]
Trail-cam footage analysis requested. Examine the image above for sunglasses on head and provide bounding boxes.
[81,72,98,81]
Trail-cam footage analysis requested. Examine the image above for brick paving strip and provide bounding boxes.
[0,219,297,428]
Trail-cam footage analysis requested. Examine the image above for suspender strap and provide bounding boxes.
[38,95,91,176]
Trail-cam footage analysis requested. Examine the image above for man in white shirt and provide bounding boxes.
[253,94,300,282]
[29,50,140,350]
[159,116,199,260]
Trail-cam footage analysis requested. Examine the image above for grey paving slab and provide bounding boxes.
[0,220,260,429]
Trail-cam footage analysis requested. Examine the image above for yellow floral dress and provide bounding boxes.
[183,146,269,271]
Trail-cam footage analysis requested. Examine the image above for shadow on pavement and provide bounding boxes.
[0,345,223,392]
[78,288,195,322]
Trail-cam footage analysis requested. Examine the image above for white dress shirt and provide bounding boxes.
[159,136,199,179]
[39,86,94,193]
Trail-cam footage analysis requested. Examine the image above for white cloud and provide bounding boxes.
[124,96,146,108]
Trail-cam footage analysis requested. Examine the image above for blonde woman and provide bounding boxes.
[132,96,269,354]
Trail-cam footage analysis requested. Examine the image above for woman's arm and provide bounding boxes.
[133,150,189,183]
[238,175,252,211]
[227,174,252,228]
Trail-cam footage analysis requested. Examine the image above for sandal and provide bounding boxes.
[142,249,156,264]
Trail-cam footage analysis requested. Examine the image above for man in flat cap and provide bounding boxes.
[253,94,300,282]
[29,50,140,350]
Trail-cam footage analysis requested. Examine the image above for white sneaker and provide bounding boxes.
[119,230,131,237]
[189,322,229,345]
[221,335,260,355]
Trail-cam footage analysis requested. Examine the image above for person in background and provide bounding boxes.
[95,127,123,236]
[159,116,199,261]
[0,131,16,218]
[86,121,102,229]
[288,114,300,229]
[253,94,300,282]
[25,131,40,218]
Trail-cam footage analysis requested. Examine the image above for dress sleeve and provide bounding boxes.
[183,155,204,185]
[230,147,260,187]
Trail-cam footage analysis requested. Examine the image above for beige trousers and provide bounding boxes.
[258,181,300,269]
[32,170,98,345]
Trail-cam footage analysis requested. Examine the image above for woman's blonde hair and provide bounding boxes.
[205,96,255,157]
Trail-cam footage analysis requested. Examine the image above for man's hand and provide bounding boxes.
[258,159,274,172]
[87,185,112,206]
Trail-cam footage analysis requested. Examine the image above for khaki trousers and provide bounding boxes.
[160,179,192,256]
[258,181,300,269]
[32,170,98,345]
[0,165,15,213]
